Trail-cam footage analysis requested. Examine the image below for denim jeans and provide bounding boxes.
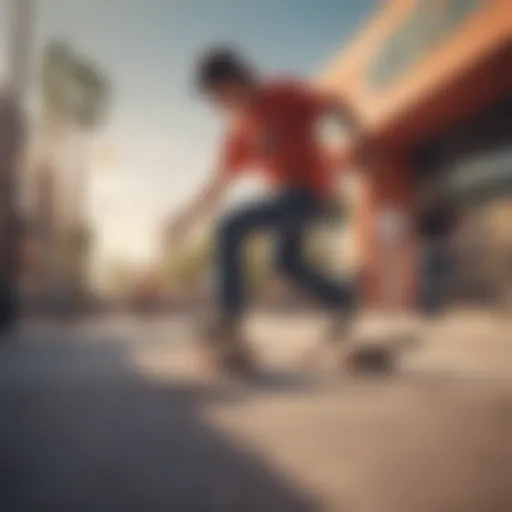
[216,189,353,317]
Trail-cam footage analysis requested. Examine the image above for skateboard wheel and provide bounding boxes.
[344,345,395,375]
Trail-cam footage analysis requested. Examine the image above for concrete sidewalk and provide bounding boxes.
[1,310,511,511]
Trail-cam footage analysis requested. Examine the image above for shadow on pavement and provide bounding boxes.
[238,369,323,394]
[0,331,322,512]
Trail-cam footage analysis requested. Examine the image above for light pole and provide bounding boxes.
[0,0,35,333]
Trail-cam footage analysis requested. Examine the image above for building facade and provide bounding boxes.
[317,0,511,307]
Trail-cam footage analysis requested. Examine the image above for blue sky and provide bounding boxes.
[0,0,377,270]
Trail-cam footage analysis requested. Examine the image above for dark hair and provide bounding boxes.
[195,46,256,92]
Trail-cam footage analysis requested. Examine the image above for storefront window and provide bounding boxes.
[445,0,482,31]
[447,146,512,202]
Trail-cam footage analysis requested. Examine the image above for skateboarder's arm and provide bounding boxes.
[325,98,377,169]
[167,170,231,245]
[307,87,378,170]
[168,129,251,245]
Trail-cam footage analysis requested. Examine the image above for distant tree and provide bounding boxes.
[103,258,139,298]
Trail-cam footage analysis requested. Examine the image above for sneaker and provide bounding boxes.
[343,344,395,375]
[299,280,359,373]
[219,342,258,377]
[196,315,257,377]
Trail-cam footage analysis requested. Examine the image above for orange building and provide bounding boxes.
[317,0,511,307]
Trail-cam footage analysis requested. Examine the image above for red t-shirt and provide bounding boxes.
[220,79,333,197]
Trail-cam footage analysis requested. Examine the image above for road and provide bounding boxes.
[1,312,511,511]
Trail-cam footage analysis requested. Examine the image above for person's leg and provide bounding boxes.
[275,222,358,347]
[274,221,360,374]
[215,191,310,331]
[214,189,357,366]
[276,226,353,309]
[207,197,290,372]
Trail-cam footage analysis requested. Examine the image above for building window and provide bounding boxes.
[368,0,482,89]
[446,145,512,204]
[445,0,482,31]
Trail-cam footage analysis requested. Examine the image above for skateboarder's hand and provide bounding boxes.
[165,172,229,249]
[166,214,190,248]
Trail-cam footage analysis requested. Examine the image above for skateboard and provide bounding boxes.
[300,330,419,377]
[189,330,260,381]
[341,331,419,375]
[190,317,419,380]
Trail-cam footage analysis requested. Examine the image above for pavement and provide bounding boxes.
[0,311,511,511]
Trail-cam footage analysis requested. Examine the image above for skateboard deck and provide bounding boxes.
[189,322,420,380]
[341,331,420,375]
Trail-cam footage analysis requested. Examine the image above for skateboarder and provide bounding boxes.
[168,46,371,373]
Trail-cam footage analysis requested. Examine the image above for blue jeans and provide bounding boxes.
[216,189,353,317]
